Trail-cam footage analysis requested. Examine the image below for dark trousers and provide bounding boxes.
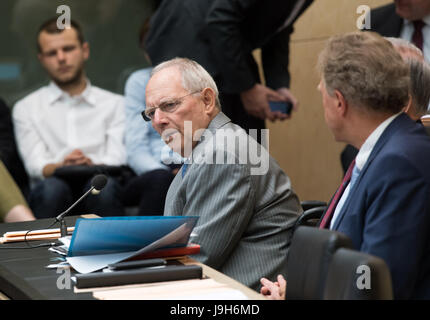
[122,169,175,216]
[29,176,125,219]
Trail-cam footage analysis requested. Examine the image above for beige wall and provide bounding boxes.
[267,0,391,202]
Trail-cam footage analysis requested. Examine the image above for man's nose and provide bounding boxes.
[152,108,169,129]
[152,108,168,124]
[56,50,66,61]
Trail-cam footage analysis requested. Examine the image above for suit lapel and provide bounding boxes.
[331,114,409,230]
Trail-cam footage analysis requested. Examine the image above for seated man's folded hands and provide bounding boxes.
[260,274,286,300]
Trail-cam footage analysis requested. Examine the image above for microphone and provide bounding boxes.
[55,174,108,237]
[91,174,108,195]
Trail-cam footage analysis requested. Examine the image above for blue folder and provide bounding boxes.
[66,216,198,273]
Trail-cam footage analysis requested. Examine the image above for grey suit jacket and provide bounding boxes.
[164,112,301,290]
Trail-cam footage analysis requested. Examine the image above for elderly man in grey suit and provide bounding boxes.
[142,57,301,290]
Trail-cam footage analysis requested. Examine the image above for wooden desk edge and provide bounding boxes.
[74,256,266,300]
[180,257,266,300]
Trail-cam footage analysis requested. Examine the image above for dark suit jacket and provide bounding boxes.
[333,114,430,299]
[0,99,29,197]
[370,3,402,37]
[145,0,313,94]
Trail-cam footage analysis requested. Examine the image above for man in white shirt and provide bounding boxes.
[395,0,430,61]
[13,18,126,219]
[370,0,430,62]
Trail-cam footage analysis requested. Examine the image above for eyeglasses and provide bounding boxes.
[141,91,201,121]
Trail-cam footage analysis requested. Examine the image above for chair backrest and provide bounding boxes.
[323,248,393,300]
[295,200,328,229]
[285,226,353,300]
[300,200,328,212]
[294,206,327,229]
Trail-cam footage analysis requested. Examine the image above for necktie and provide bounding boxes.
[181,163,189,178]
[319,159,355,229]
[412,20,425,51]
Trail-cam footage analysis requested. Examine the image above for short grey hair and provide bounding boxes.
[151,57,221,109]
[385,37,429,117]
[385,37,424,61]
[318,32,410,114]
[409,59,430,117]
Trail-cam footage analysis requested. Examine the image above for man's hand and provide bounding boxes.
[4,205,36,222]
[240,84,281,121]
[240,84,298,122]
[42,149,93,177]
[260,274,287,300]
[63,149,93,166]
[277,87,299,116]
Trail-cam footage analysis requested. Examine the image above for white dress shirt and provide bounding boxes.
[12,80,126,179]
[330,113,401,229]
[400,15,430,62]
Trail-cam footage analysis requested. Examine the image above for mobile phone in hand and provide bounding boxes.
[269,101,293,115]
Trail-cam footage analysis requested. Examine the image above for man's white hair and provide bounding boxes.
[151,57,221,109]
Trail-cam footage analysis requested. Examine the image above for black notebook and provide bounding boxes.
[74,264,203,289]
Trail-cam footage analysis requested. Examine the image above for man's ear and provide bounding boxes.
[201,87,217,114]
[334,89,348,117]
[403,94,413,114]
[82,42,90,61]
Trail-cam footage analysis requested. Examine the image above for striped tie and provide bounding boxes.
[319,159,355,229]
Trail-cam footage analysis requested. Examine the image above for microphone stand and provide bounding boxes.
[55,186,95,237]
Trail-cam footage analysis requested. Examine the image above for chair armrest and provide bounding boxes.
[301,200,328,211]
[294,206,327,230]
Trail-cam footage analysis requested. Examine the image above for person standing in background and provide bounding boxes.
[145,0,313,138]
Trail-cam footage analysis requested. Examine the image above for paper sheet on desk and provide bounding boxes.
[92,278,249,300]
[65,216,198,274]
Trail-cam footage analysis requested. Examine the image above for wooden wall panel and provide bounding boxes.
[267,0,391,202]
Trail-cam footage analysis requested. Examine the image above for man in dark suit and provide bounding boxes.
[371,1,429,56]
[261,32,430,299]
[341,0,430,172]
[145,0,313,134]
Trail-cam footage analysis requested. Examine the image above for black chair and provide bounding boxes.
[294,200,328,229]
[323,248,393,300]
[301,200,327,212]
[285,226,353,300]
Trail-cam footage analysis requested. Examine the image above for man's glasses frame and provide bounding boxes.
[141,90,201,121]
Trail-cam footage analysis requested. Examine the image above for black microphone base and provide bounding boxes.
[59,219,68,238]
